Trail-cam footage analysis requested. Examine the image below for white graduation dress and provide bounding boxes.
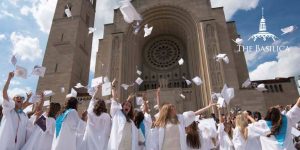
[21,114,56,150]
[218,123,234,150]
[149,111,196,150]
[253,105,300,150]
[108,98,139,150]
[51,109,81,150]
[197,121,218,150]
[81,98,112,150]
[0,99,29,150]
[139,113,152,150]
[232,124,263,150]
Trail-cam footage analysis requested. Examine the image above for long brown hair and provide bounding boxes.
[265,107,282,137]
[122,101,134,122]
[235,112,248,140]
[47,102,61,119]
[224,120,233,139]
[93,100,107,116]
[154,103,179,127]
[186,121,201,149]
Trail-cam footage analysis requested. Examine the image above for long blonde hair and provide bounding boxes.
[154,103,179,127]
[235,112,248,140]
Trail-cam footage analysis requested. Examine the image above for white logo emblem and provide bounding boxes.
[248,7,278,42]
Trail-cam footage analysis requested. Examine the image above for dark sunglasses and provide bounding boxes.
[15,96,25,101]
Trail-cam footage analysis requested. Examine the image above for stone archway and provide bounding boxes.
[120,5,208,112]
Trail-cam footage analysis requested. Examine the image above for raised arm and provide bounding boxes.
[218,107,224,123]
[111,78,118,101]
[246,111,256,123]
[142,93,149,114]
[3,72,14,101]
[156,87,160,109]
[194,101,217,115]
[22,92,33,109]
[33,93,45,114]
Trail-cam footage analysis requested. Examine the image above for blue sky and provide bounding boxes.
[0,0,299,102]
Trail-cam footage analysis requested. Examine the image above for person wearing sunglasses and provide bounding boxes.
[0,72,31,150]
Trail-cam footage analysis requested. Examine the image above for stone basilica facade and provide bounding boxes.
[37,0,299,114]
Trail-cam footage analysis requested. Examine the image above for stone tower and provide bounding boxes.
[37,0,97,103]
[95,0,251,113]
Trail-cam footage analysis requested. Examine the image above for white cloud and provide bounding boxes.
[0,34,6,41]
[9,0,19,6]
[0,10,20,20]
[10,32,42,61]
[20,0,57,33]
[20,6,31,16]
[210,0,260,20]
[250,46,300,80]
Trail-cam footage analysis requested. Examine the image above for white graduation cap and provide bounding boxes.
[43,90,55,97]
[182,76,192,85]
[103,76,110,83]
[217,97,225,108]
[291,127,300,137]
[221,84,234,104]
[70,88,77,97]
[232,38,243,45]
[31,65,46,77]
[74,83,85,89]
[23,104,33,113]
[135,77,143,85]
[11,55,17,66]
[43,100,50,107]
[60,87,65,93]
[119,0,142,23]
[180,94,186,99]
[242,78,251,88]
[88,27,96,34]
[136,97,144,105]
[136,69,142,76]
[216,54,229,64]
[211,92,222,101]
[281,25,297,35]
[192,76,203,86]
[178,58,184,65]
[91,77,103,87]
[15,65,27,79]
[144,24,153,37]
[64,6,72,18]
[102,82,112,97]
[256,83,267,92]
[30,94,41,103]
[121,84,130,90]
[133,21,141,35]
[87,87,95,96]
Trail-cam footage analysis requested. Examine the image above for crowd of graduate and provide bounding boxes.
[0,71,300,150]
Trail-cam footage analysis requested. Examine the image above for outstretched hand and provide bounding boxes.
[8,72,14,79]
[127,93,135,102]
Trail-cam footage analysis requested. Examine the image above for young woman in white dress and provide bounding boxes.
[217,108,234,150]
[0,72,32,150]
[252,97,300,150]
[81,85,112,150]
[149,91,217,150]
[232,111,262,150]
[133,94,153,150]
[186,107,219,150]
[22,98,61,150]
[108,79,139,150]
[51,97,82,150]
